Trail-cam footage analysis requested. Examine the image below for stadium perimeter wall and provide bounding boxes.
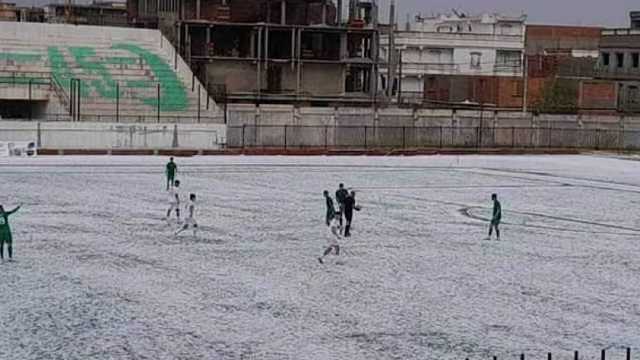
[3,106,640,153]
[225,105,640,129]
[0,121,226,152]
[225,105,640,149]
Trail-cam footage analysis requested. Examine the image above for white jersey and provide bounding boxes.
[185,200,196,219]
[182,200,197,227]
[327,219,342,246]
[168,188,180,204]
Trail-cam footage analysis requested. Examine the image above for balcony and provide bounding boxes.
[602,29,640,36]
[494,63,523,75]
[381,31,524,48]
[594,66,640,80]
[399,62,460,75]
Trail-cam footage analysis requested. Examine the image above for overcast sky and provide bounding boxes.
[11,0,637,27]
[384,0,637,27]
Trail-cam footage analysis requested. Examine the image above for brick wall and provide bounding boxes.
[580,81,617,110]
[526,25,602,55]
[422,75,524,109]
[526,78,549,109]
[496,77,524,108]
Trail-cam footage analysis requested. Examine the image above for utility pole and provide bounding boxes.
[387,0,396,100]
[397,49,403,104]
[522,53,529,114]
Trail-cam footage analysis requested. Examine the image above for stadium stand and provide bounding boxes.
[0,22,221,122]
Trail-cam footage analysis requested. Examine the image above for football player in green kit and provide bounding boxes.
[166,157,178,190]
[0,204,21,261]
[487,194,501,241]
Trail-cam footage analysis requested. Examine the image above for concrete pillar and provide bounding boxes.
[339,32,348,60]
[321,0,327,25]
[280,0,286,25]
[296,28,302,96]
[257,27,263,96]
[205,25,211,56]
[290,28,296,69]
[185,24,191,64]
[265,26,270,61]
[267,0,271,23]
[337,0,342,25]
[172,124,179,148]
[196,0,200,19]
[250,30,256,58]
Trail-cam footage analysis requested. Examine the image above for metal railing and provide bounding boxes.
[0,70,51,86]
[228,125,640,151]
[13,113,222,124]
[396,62,460,73]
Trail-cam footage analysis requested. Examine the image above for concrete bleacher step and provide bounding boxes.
[0,21,222,122]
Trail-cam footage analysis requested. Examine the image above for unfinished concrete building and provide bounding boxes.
[597,12,640,113]
[130,0,380,105]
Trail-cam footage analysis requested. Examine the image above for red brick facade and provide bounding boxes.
[579,81,618,110]
[424,75,524,109]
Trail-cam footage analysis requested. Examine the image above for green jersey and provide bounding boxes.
[0,206,20,242]
[166,162,177,177]
[492,200,502,222]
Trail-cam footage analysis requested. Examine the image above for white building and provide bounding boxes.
[380,12,527,98]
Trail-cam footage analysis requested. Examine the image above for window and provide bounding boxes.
[500,24,513,35]
[602,52,610,66]
[470,52,482,69]
[427,49,441,63]
[628,86,639,104]
[616,53,625,68]
[633,53,639,68]
[496,50,522,67]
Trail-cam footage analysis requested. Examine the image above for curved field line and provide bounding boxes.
[460,206,640,235]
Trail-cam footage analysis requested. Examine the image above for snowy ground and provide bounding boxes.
[0,155,639,360]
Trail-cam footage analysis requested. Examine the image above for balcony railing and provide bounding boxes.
[594,66,640,79]
[494,63,523,74]
[602,28,640,36]
[381,31,524,45]
[398,62,460,73]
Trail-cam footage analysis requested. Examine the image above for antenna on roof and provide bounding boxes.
[451,8,466,18]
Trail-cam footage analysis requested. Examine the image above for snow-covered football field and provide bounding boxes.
[0,155,639,360]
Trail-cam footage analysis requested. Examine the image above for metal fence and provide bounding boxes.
[480,348,633,360]
[31,113,222,124]
[228,125,640,151]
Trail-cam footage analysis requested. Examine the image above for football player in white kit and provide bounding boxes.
[175,193,198,236]
[318,216,342,264]
[166,180,181,223]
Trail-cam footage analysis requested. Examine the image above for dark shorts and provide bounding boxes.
[0,233,12,244]
[491,219,501,226]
